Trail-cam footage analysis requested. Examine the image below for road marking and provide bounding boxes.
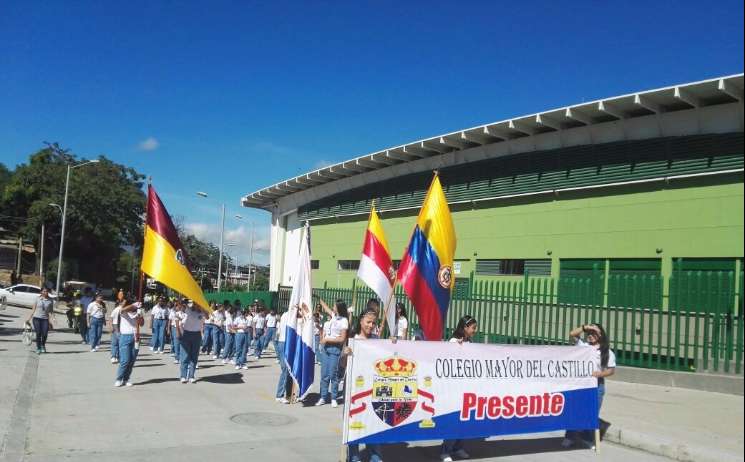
[0,351,39,462]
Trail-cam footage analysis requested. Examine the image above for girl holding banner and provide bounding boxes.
[562,323,616,449]
[345,308,384,462]
[440,314,478,462]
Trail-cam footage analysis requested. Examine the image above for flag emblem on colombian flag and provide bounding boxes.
[397,173,456,340]
[140,185,211,310]
[357,204,395,328]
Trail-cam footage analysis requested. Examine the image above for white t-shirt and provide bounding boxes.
[577,338,617,371]
[119,311,140,335]
[323,316,349,341]
[224,312,234,332]
[265,314,277,328]
[278,312,290,342]
[111,307,121,328]
[151,304,167,320]
[87,301,106,319]
[254,315,267,330]
[168,309,180,327]
[234,315,248,333]
[396,317,408,338]
[212,310,226,328]
[181,307,204,332]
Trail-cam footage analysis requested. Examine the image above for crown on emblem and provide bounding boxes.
[374,356,417,377]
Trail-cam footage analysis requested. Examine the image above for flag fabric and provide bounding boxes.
[397,173,456,340]
[357,204,396,333]
[140,185,210,311]
[284,223,316,398]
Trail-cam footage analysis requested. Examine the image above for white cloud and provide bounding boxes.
[183,222,270,266]
[138,137,160,151]
[313,159,335,169]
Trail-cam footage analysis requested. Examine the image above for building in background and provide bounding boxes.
[241,74,744,310]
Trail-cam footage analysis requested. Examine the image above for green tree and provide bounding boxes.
[1,145,146,285]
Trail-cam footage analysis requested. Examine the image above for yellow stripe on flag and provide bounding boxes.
[367,205,391,254]
[141,226,211,311]
[416,174,456,272]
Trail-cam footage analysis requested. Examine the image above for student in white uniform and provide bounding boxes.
[264,309,278,358]
[562,323,616,450]
[253,308,267,359]
[316,298,349,408]
[275,310,291,403]
[110,302,121,364]
[439,315,478,461]
[114,299,144,387]
[233,309,249,369]
[87,293,107,352]
[178,300,207,383]
[150,296,169,354]
[169,301,185,364]
[222,305,236,364]
[211,303,226,359]
[395,302,408,340]
[345,308,384,462]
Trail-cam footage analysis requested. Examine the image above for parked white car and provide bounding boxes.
[0,284,57,310]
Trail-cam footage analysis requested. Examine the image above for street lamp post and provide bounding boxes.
[54,160,99,301]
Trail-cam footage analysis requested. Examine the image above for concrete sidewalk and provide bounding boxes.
[0,304,741,462]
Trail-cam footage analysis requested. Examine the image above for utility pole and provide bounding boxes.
[16,236,22,275]
[39,223,45,283]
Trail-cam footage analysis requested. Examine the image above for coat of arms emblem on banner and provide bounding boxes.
[348,355,436,431]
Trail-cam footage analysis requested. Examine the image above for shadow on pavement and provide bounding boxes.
[134,363,164,368]
[46,350,87,355]
[136,377,181,385]
[377,437,586,460]
[198,373,245,384]
[0,313,20,318]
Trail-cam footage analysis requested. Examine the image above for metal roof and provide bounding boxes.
[241,74,744,210]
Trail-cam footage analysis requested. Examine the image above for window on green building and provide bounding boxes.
[607,259,662,309]
[476,259,525,276]
[310,260,320,270]
[337,260,360,271]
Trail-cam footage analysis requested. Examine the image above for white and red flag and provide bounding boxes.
[357,204,396,330]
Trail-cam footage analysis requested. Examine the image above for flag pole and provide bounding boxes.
[138,176,152,302]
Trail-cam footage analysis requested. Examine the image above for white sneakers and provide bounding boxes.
[315,399,326,406]
[212,355,218,360]
[189,378,196,384]
[275,397,290,404]
[110,357,118,364]
[440,457,453,462]
[180,378,187,384]
[331,399,339,408]
[235,366,241,370]
[222,359,228,364]
[114,380,123,387]
[173,359,179,364]
[125,382,133,387]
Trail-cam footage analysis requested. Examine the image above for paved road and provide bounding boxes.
[0,305,672,462]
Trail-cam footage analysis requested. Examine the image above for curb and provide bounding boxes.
[604,426,741,462]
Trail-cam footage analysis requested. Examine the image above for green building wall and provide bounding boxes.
[307,177,744,288]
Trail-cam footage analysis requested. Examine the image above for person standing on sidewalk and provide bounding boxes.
[274,309,291,404]
[110,302,120,364]
[25,288,54,354]
[562,323,616,450]
[210,302,227,359]
[316,298,349,408]
[253,307,267,359]
[440,315,478,462]
[233,309,249,370]
[78,287,94,344]
[222,305,236,365]
[114,299,143,387]
[87,293,107,352]
[200,303,216,355]
[169,300,185,365]
[149,296,168,354]
[178,300,206,383]
[264,309,278,359]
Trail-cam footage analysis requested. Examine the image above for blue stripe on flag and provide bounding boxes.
[407,226,451,317]
[284,325,315,398]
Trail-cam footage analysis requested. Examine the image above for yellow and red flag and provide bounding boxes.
[357,204,396,329]
[140,185,211,311]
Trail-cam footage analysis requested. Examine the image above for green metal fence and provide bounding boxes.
[205,290,275,310]
[277,269,744,375]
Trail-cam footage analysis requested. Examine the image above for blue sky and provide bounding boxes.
[1,1,743,264]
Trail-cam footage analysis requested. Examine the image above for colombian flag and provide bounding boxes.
[140,185,211,311]
[397,173,456,340]
[357,204,395,330]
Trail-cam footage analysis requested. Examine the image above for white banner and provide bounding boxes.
[343,340,599,445]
